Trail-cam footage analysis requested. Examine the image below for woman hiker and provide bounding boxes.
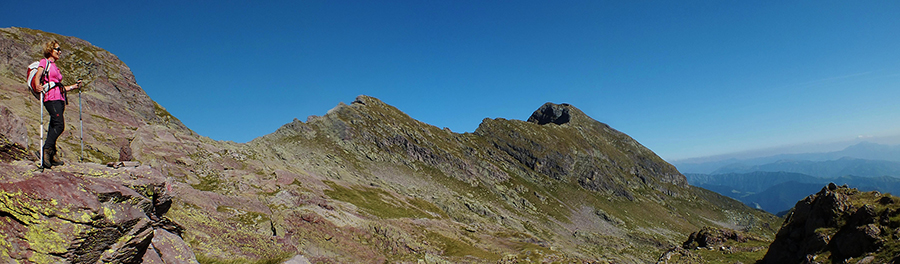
[31,40,81,168]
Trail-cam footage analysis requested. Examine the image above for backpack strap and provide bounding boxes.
[41,59,50,84]
[40,59,52,93]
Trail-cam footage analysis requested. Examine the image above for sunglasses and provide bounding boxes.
[53,47,61,52]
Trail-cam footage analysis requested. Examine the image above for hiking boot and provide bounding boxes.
[50,149,65,166]
[42,148,53,169]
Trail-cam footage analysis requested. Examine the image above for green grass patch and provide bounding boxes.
[61,140,114,163]
[323,181,441,219]
[89,114,115,124]
[196,252,292,264]
[697,247,768,264]
[424,231,500,261]
[191,174,223,192]
[154,102,180,124]
[408,196,449,218]
[216,206,271,226]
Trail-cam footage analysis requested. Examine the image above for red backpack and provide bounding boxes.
[25,60,52,100]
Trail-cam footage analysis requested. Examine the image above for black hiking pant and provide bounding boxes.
[43,100,65,152]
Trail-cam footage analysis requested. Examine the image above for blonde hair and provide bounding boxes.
[43,40,60,58]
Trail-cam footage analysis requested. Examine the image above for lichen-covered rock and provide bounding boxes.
[0,133,27,164]
[150,229,199,264]
[0,166,195,264]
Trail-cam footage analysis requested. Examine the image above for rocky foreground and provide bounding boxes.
[0,28,785,263]
[658,184,900,264]
[761,183,900,264]
[0,163,196,263]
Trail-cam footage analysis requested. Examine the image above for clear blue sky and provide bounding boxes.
[5,1,900,161]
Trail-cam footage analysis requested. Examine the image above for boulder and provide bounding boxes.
[282,254,312,264]
[0,106,29,162]
[683,226,754,249]
[150,229,199,264]
[0,106,27,148]
[0,133,28,162]
[119,138,134,162]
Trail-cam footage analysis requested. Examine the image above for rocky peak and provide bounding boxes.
[350,94,386,107]
[479,101,688,193]
[527,102,574,125]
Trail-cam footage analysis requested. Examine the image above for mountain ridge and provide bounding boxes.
[0,27,778,263]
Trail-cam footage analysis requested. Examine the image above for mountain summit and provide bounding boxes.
[0,28,777,263]
[527,102,576,125]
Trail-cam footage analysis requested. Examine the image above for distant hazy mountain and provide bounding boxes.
[674,142,900,174]
[674,158,744,175]
[742,181,824,216]
[686,172,819,193]
[688,171,900,215]
[711,157,900,178]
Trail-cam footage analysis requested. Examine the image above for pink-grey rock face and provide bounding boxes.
[0,27,190,166]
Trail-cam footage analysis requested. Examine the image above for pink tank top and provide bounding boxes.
[40,58,64,102]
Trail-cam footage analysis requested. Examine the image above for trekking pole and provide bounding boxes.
[78,79,84,162]
[39,92,44,171]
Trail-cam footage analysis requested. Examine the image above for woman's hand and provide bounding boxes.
[66,80,82,91]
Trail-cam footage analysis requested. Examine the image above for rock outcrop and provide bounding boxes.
[0,164,196,263]
[761,183,900,264]
[656,226,768,263]
[683,226,761,249]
